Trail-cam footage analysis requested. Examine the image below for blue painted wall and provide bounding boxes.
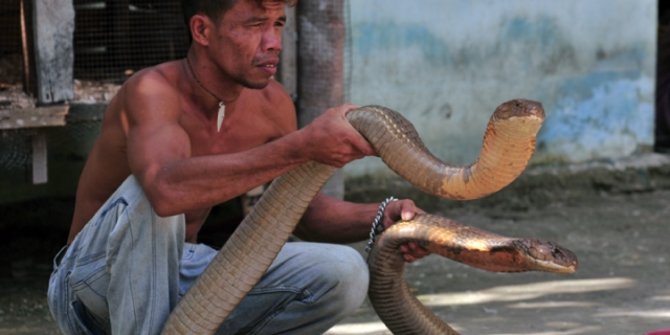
[343,0,656,176]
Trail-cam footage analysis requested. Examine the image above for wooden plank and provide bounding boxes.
[32,0,74,104]
[279,6,297,101]
[31,130,47,184]
[20,0,33,94]
[296,1,345,127]
[296,1,346,199]
[0,104,69,129]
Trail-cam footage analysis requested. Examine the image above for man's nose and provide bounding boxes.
[262,28,282,52]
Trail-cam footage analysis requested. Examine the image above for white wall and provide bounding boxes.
[344,0,657,177]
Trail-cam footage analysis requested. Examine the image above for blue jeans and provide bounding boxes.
[47,176,369,335]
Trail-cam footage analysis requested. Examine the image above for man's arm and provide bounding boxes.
[123,72,374,217]
[296,193,430,262]
[294,193,380,243]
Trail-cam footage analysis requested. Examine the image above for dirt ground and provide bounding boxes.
[328,190,670,335]
[1,153,670,335]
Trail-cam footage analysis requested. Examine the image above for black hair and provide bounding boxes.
[181,0,234,28]
[181,0,297,30]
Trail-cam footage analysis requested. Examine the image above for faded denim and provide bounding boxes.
[48,176,369,335]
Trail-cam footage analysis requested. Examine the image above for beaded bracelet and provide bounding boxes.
[365,196,398,253]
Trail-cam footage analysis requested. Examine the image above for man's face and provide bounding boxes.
[210,0,287,89]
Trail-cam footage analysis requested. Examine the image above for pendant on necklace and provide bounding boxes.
[216,102,226,132]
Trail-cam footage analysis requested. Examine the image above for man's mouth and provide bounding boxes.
[257,61,278,76]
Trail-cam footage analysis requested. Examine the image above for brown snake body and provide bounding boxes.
[368,214,577,334]
[162,99,578,334]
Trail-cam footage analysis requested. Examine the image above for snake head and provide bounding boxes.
[517,239,579,274]
[494,99,545,120]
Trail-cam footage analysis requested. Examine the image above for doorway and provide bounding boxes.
[656,2,670,152]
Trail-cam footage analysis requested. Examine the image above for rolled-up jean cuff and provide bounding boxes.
[53,245,69,270]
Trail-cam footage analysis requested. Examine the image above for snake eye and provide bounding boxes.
[531,242,554,257]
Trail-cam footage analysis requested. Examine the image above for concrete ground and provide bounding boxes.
[2,153,670,335]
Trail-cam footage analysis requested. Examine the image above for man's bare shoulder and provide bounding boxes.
[261,79,293,105]
[116,61,185,124]
[124,61,183,98]
[253,79,296,132]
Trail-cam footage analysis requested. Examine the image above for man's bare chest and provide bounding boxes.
[182,111,281,156]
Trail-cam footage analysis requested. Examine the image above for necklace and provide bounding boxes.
[185,57,226,132]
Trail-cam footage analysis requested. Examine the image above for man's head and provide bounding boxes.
[182,0,297,34]
[183,0,297,90]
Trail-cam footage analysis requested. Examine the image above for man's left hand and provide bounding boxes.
[383,199,431,263]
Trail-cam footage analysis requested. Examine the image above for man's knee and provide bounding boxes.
[304,244,369,312]
[209,244,369,334]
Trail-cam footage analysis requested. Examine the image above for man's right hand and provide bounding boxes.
[302,104,376,167]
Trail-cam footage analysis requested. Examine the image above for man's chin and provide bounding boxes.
[242,79,271,90]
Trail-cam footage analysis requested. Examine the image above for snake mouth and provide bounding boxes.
[530,258,578,274]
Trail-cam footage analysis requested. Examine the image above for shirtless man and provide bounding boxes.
[47,0,427,334]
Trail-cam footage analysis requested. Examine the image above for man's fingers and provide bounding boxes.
[352,139,376,157]
[401,208,414,221]
[399,242,429,263]
[404,254,416,263]
[398,200,424,221]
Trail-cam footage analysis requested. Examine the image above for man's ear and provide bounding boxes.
[189,14,212,46]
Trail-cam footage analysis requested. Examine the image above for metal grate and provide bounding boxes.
[73,0,189,83]
[0,0,23,87]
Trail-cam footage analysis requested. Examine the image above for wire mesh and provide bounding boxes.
[0,0,23,87]
[73,0,189,83]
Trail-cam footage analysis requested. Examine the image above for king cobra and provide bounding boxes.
[162,99,578,334]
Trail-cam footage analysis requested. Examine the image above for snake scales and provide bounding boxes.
[162,99,578,334]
